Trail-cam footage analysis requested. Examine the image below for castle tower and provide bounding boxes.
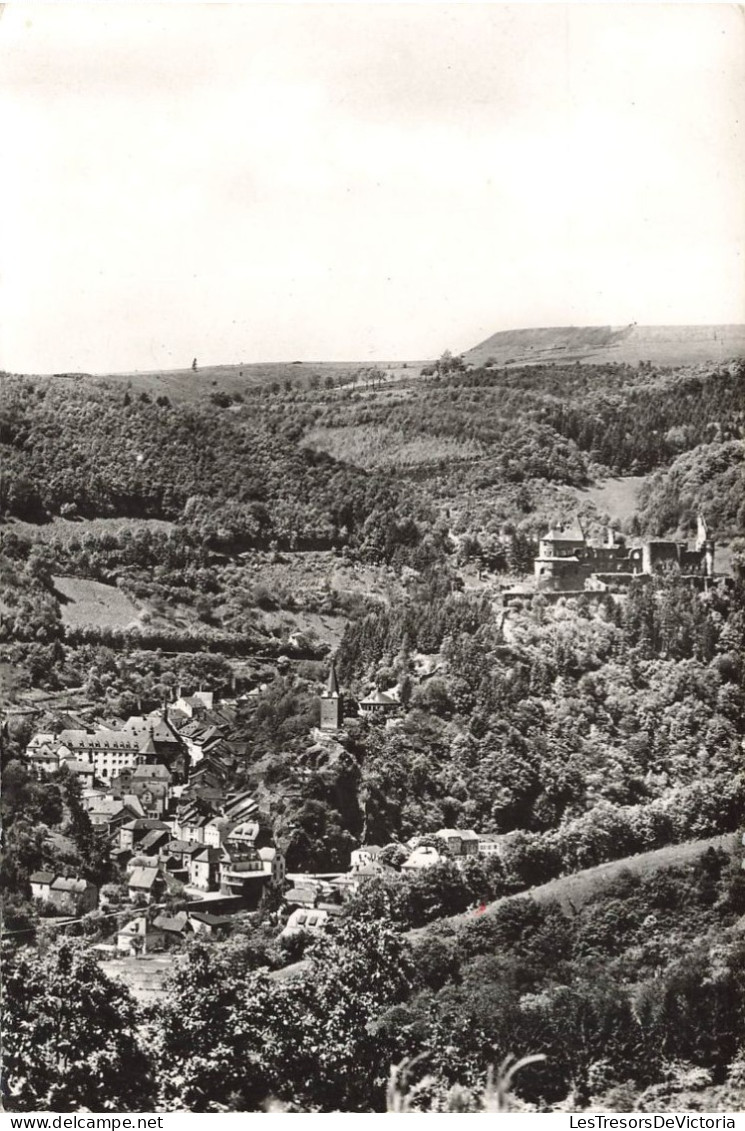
[319,661,344,732]
[696,514,715,577]
[696,514,709,551]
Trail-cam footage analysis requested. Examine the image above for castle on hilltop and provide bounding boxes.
[534,515,715,594]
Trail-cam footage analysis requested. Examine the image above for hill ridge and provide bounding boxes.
[465,322,745,369]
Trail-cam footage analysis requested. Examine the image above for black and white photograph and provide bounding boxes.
[1,1,744,1116]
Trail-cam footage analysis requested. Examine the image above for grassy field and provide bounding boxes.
[52,576,142,630]
[574,475,648,524]
[303,423,486,471]
[6,516,175,544]
[69,359,431,403]
[408,832,740,941]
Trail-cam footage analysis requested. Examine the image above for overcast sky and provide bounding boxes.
[1,3,743,373]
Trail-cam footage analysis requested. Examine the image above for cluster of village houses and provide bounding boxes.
[23,673,504,954]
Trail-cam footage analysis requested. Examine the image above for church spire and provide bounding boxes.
[325,660,340,698]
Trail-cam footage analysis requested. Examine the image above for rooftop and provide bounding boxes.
[128,866,161,890]
[30,870,55,884]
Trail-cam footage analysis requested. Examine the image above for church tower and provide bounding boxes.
[319,661,344,732]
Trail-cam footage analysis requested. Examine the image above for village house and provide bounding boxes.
[172,688,214,719]
[189,910,233,938]
[258,845,285,885]
[358,688,399,719]
[29,871,55,902]
[478,833,509,860]
[204,841,287,904]
[161,839,202,873]
[26,732,60,767]
[350,845,384,871]
[58,759,96,789]
[112,763,172,818]
[402,845,444,871]
[173,806,212,844]
[152,910,190,945]
[435,829,480,858]
[117,915,165,955]
[127,865,165,903]
[30,872,98,916]
[118,818,171,853]
[189,846,222,891]
[284,884,321,909]
[138,827,172,857]
[225,819,260,848]
[280,905,343,938]
[219,844,267,900]
[329,873,362,899]
[86,797,142,836]
[329,862,389,899]
[204,817,232,848]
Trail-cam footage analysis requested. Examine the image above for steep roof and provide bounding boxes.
[542,522,585,543]
[324,662,340,698]
[166,839,202,854]
[360,689,397,706]
[128,866,161,889]
[58,728,139,752]
[30,870,55,884]
[436,828,479,841]
[51,876,90,893]
[189,911,232,927]
[62,760,95,775]
[138,732,159,758]
[153,912,189,933]
[121,712,182,746]
[121,818,169,833]
[285,887,317,904]
[27,733,57,748]
[222,791,257,822]
[132,763,171,781]
[139,828,170,852]
[227,820,259,842]
[89,798,133,816]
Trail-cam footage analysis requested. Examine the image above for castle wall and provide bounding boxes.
[535,526,713,594]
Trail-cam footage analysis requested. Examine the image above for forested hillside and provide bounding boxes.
[1,347,744,1113]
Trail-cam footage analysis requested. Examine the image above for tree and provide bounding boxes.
[2,939,154,1111]
[155,939,266,1111]
[259,918,414,1111]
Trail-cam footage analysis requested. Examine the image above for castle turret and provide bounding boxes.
[319,661,344,732]
[696,514,715,576]
[696,514,709,551]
